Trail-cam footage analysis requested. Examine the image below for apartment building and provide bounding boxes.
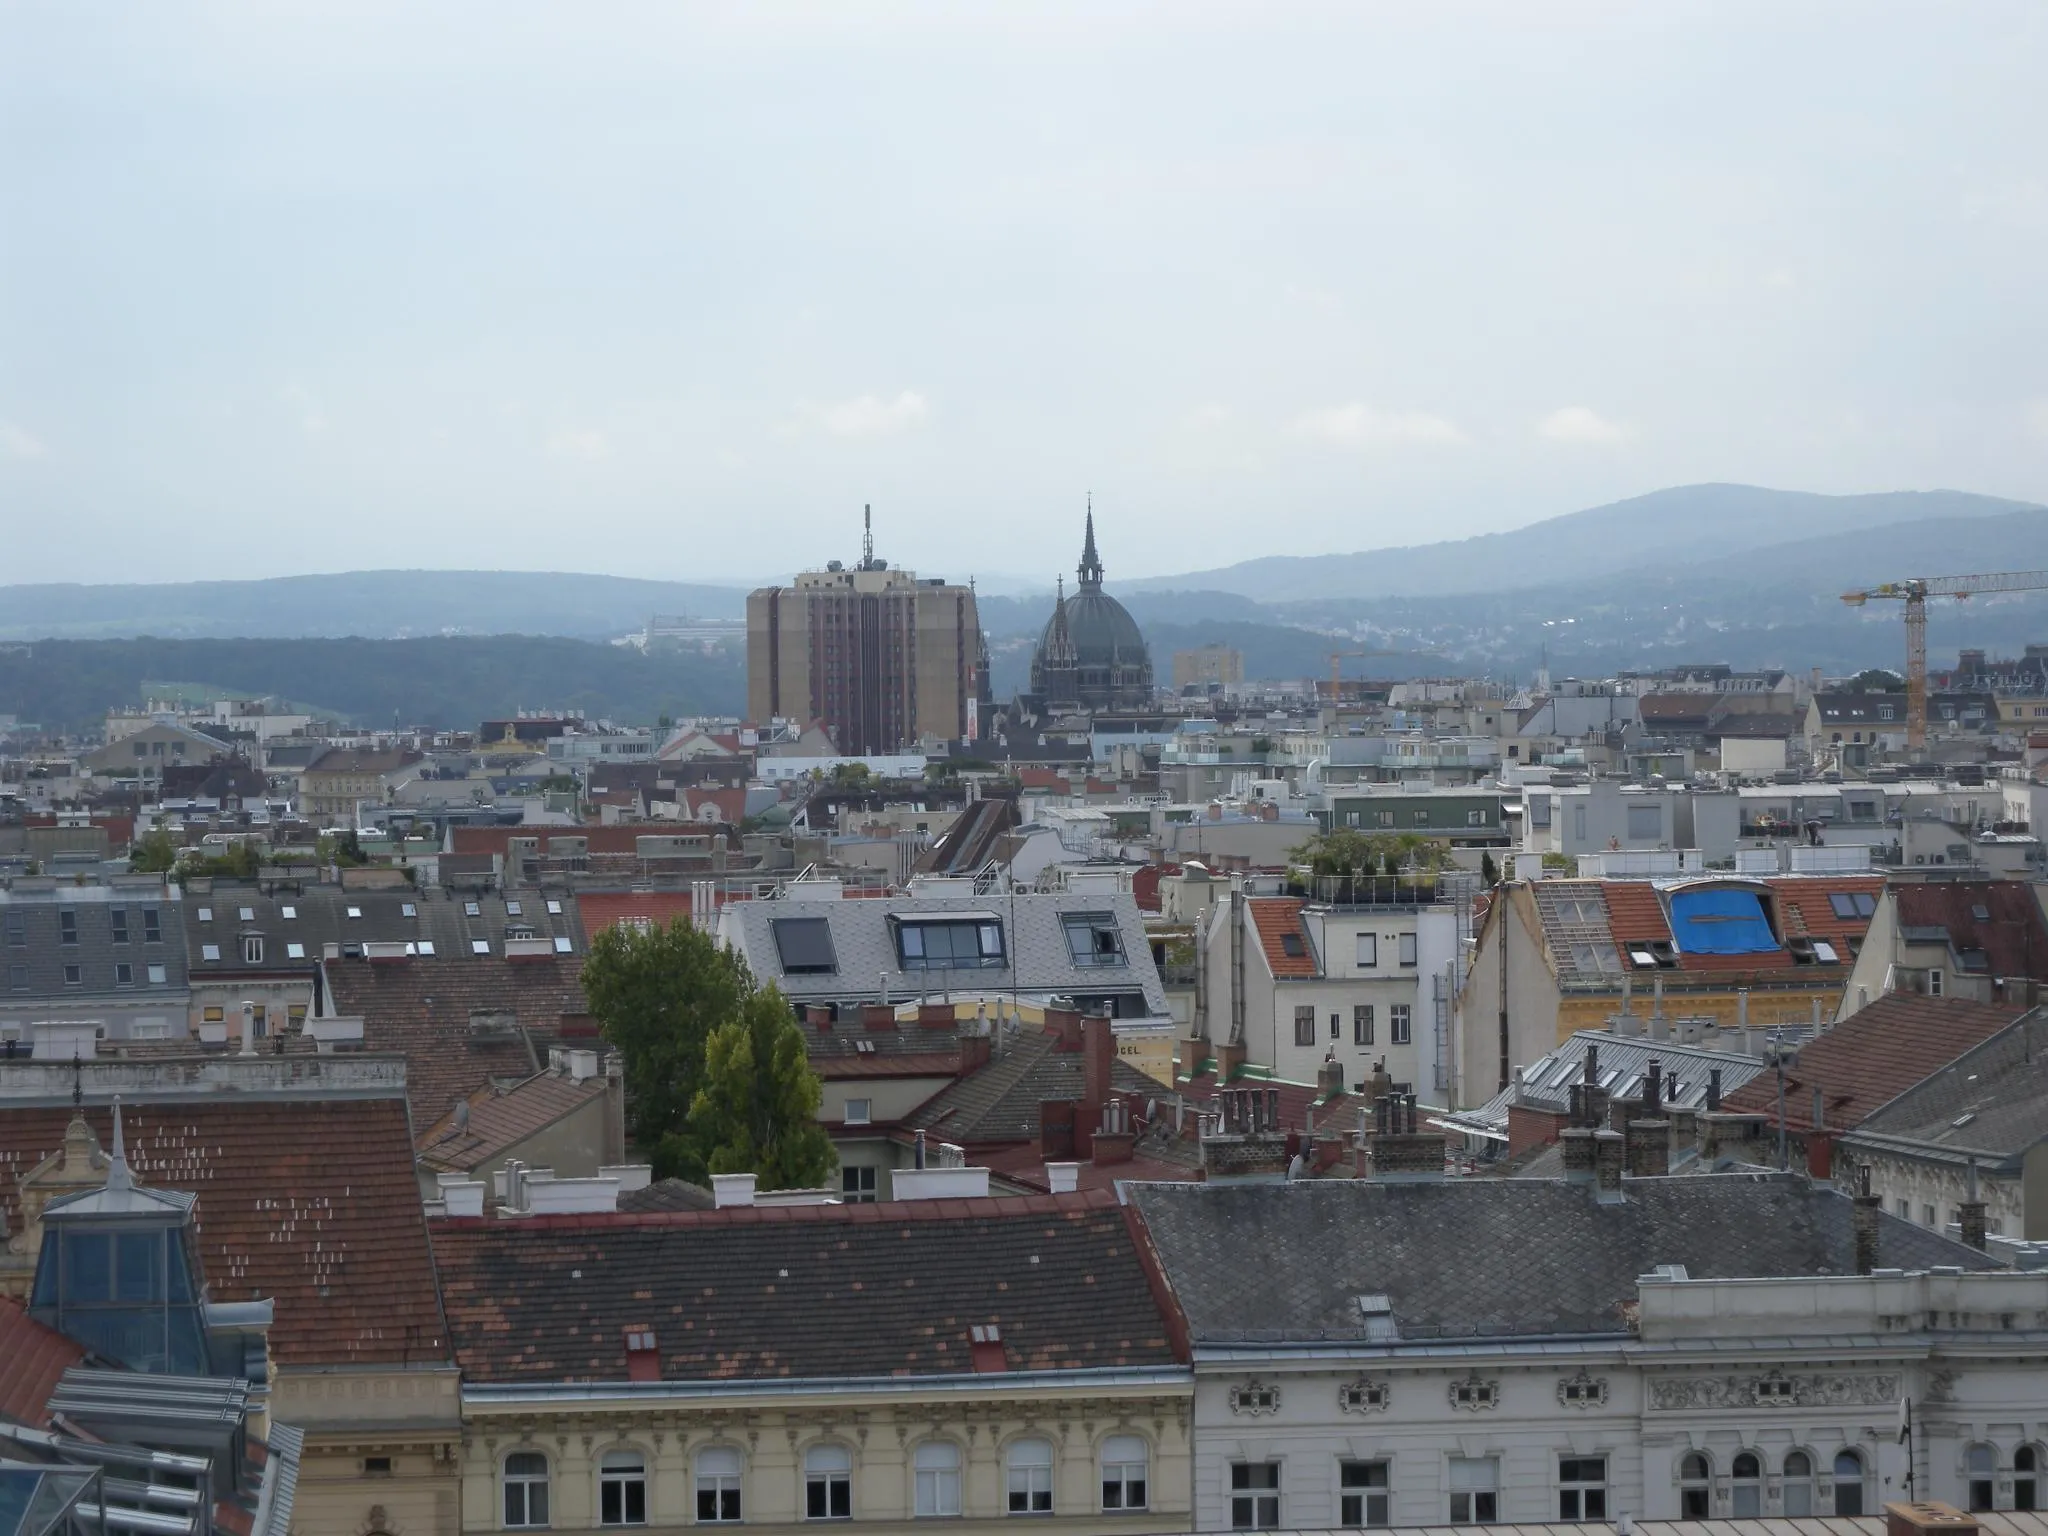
[0,876,190,1051]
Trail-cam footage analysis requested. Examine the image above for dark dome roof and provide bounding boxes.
[1040,585,1146,666]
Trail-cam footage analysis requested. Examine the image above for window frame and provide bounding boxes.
[1967,1443,1997,1513]
[1353,1004,1374,1046]
[598,1450,647,1527]
[1398,931,1418,967]
[1782,1450,1814,1517]
[913,1440,962,1519]
[1061,912,1128,969]
[502,1451,551,1530]
[1448,1455,1498,1525]
[1294,1005,1316,1047]
[1355,933,1377,968]
[1558,1455,1607,1520]
[894,918,1006,972]
[1100,1435,1148,1513]
[1679,1451,1711,1518]
[803,1442,853,1521]
[693,1445,743,1524]
[1730,1451,1762,1517]
[1833,1449,1866,1516]
[1390,1004,1411,1045]
[840,1165,877,1203]
[1340,1459,1390,1528]
[1005,1436,1054,1515]
[1229,1460,1281,1530]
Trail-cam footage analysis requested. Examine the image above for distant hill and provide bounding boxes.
[0,570,751,643]
[0,636,745,733]
[1123,485,2045,602]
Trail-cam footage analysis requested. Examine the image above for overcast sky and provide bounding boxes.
[2,1,2044,588]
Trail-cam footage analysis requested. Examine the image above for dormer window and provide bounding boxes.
[243,935,264,965]
[1062,913,1127,968]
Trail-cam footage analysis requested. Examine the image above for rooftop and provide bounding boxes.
[1846,1007,2048,1167]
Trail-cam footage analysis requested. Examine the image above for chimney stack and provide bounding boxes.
[1317,1055,1348,1101]
[1958,1158,1988,1251]
[1593,1128,1625,1202]
[1852,1164,1881,1275]
[1706,1067,1721,1112]
[1365,1092,1445,1182]
[1560,1125,1597,1184]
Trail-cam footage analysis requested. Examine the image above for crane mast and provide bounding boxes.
[1841,570,2048,750]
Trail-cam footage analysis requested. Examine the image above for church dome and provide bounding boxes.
[1027,507,1154,712]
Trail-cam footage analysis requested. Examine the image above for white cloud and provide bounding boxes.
[0,421,44,459]
[547,427,612,461]
[815,390,930,438]
[1287,403,1466,447]
[1537,406,1629,444]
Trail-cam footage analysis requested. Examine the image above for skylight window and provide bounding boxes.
[894,918,1005,972]
[464,901,482,918]
[471,939,491,955]
[280,905,297,919]
[346,906,363,919]
[201,944,221,962]
[286,943,306,959]
[546,899,563,915]
[417,940,436,956]
[553,935,573,954]
[401,902,417,918]
[1280,933,1306,958]
[238,907,255,921]
[1062,913,1127,968]
[197,907,213,922]
[772,916,838,975]
[1829,891,1878,920]
[505,900,522,916]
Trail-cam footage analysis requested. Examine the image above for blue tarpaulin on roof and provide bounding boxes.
[1667,888,1778,955]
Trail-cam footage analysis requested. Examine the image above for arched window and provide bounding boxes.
[1101,1436,1149,1512]
[1006,1437,1054,1515]
[1679,1453,1711,1519]
[1967,1444,1998,1513]
[599,1452,646,1527]
[914,1442,962,1519]
[695,1447,742,1525]
[1731,1452,1762,1518]
[804,1443,852,1521]
[503,1452,550,1529]
[2016,1446,2040,1512]
[1782,1452,1814,1516]
[1833,1450,1866,1516]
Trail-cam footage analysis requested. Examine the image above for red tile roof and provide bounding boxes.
[1248,898,1316,978]
[417,1070,611,1175]
[576,891,697,934]
[325,954,583,1133]
[0,1101,448,1367]
[1894,881,2048,981]
[978,1142,1196,1193]
[0,1296,87,1426]
[1594,875,1883,976]
[1720,993,2027,1131]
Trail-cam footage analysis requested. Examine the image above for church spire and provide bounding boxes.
[1077,494,1103,589]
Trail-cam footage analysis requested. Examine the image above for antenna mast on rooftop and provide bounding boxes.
[861,504,875,570]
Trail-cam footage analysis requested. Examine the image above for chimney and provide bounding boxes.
[1885,1504,1978,1536]
[1852,1164,1881,1275]
[918,1003,955,1031]
[1046,1007,1084,1049]
[240,1001,258,1057]
[1044,1161,1079,1194]
[804,1004,834,1031]
[1365,1092,1445,1182]
[1317,1055,1347,1101]
[1958,1158,1988,1251]
[1560,1125,1597,1184]
[1706,1067,1721,1112]
[1624,1115,1671,1178]
[1091,1095,1137,1166]
[1079,1012,1115,1156]
[861,1003,897,1032]
[1593,1128,1626,1202]
[1039,1098,1077,1159]
[711,1172,757,1209]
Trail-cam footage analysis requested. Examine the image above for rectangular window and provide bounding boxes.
[505,900,523,916]
[1559,1456,1607,1520]
[840,1166,877,1203]
[197,906,212,923]
[1356,933,1377,967]
[772,916,839,975]
[115,963,133,986]
[204,1007,225,1023]
[1341,1461,1390,1528]
[598,1457,646,1526]
[8,964,26,991]
[3,913,22,946]
[62,964,82,987]
[1229,1462,1280,1530]
[59,910,77,945]
[464,901,482,917]
[1390,1004,1411,1044]
[143,908,161,943]
[1294,1005,1316,1047]
[281,905,297,919]
[287,943,306,959]
[201,944,221,962]
[894,919,1005,971]
[843,1098,872,1125]
[1467,807,1487,826]
[1353,1004,1374,1045]
[1626,803,1663,840]
[147,964,167,985]
[1062,912,1128,967]
[110,909,128,944]
[1929,968,1944,997]
[243,936,264,965]
[1329,1010,1341,1041]
[1398,932,1417,967]
[1449,1457,1498,1524]
[399,903,415,918]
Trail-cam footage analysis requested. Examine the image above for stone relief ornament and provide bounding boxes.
[1229,1380,1282,1416]
[1448,1376,1500,1412]
[1339,1377,1391,1414]
[1557,1372,1609,1408]
[1649,1373,1902,1411]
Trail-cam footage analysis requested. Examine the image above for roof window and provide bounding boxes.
[238,907,255,921]
[417,941,436,956]
[197,907,213,922]
[553,935,573,954]
[464,901,482,918]
[201,944,220,961]
[471,940,491,956]
[1062,913,1127,968]
[280,905,297,919]
[1829,891,1878,920]
[546,900,563,915]
[893,917,1005,972]
[505,900,523,916]
[346,906,363,919]
[772,916,839,975]
[1280,933,1306,958]
[401,902,417,918]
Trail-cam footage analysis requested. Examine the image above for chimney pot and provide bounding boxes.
[1706,1068,1722,1112]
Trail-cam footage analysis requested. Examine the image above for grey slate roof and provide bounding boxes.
[181,882,585,976]
[1444,1029,1767,1139]
[0,879,188,1003]
[1844,1009,2048,1169]
[720,891,1169,1014]
[1127,1175,1997,1344]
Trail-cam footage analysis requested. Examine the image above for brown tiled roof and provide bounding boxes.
[979,1141,1196,1193]
[1895,881,2048,981]
[901,1029,1170,1144]
[1175,1066,1337,1136]
[430,1190,1175,1383]
[1593,875,1883,978]
[418,1070,610,1174]
[0,1101,447,1367]
[325,954,585,1132]
[1720,993,2026,1131]
[577,891,696,935]
[813,1050,961,1082]
[0,1296,87,1426]
[1249,897,1316,978]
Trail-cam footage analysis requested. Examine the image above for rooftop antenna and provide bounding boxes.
[862,503,874,570]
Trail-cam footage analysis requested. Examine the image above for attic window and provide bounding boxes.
[772,916,839,975]
[1280,933,1306,959]
[1062,913,1127,968]
[464,901,482,918]
[1830,891,1878,920]
[506,901,523,916]
[280,905,297,919]
[1449,1378,1498,1411]
[286,943,306,959]
[401,902,417,918]
[1630,948,1659,968]
[1972,904,1991,922]
[970,1323,1001,1343]
[197,907,213,922]
[238,907,255,921]
[553,936,573,954]
[547,900,563,915]
[417,941,437,956]
[471,940,491,956]
[346,906,362,919]
[201,944,221,962]
[624,1327,657,1352]
[894,918,1005,972]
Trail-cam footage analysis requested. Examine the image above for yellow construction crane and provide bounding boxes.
[1840,570,2048,749]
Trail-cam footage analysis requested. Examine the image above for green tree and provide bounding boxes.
[131,830,180,873]
[829,761,873,788]
[1480,850,1501,887]
[1848,667,1906,694]
[582,918,752,1180]
[689,987,833,1191]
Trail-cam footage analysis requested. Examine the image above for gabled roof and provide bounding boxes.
[302,747,422,777]
[1892,881,2048,980]
[1248,897,1316,979]
[1719,993,2026,1131]
[901,1026,1170,1144]
[417,1069,611,1175]
[0,1297,87,1426]
[0,1101,447,1367]
[430,1190,1176,1383]
[1453,1030,1767,1137]
[575,891,697,935]
[182,883,583,977]
[1846,1007,2048,1166]
[1128,1175,1996,1345]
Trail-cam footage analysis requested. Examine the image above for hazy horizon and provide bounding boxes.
[4,2,2045,585]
